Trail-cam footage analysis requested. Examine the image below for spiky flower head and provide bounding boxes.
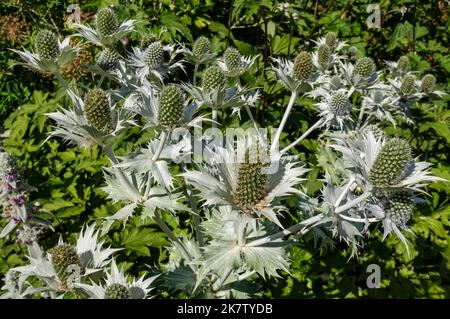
[84,89,113,134]
[400,74,416,94]
[354,57,376,77]
[144,41,164,70]
[330,92,349,117]
[202,65,226,91]
[370,138,411,188]
[104,283,130,299]
[293,51,313,81]
[325,32,337,48]
[35,30,60,61]
[49,244,84,285]
[96,8,118,37]
[318,44,331,68]
[232,144,269,213]
[385,192,414,227]
[140,33,158,48]
[158,85,185,128]
[193,36,210,60]
[397,56,409,72]
[224,47,242,74]
[420,74,436,93]
[97,48,120,71]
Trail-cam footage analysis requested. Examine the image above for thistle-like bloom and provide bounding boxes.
[218,47,257,77]
[75,8,136,47]
[315,89,352,129]
[271,51,323,93]
[97,47,121,71]
[339,57,379,89]
[124,83,204,132]
[76,259,156,299]
[46,89,135,148]
[128,42,185,84]
[332,130,444,194]
[385,56,411,76]
[418,74,445,97]
[181,36,215,65]
[183,137,309,227]
[12,30,78,74]
[13,224,119,296]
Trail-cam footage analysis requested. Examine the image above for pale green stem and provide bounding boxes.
[154,211,197,272]
[212,109,218,129]
[281,118,323,154]
[193,64,199,86]
[246,213,325,247]
[335,190,372,214]
[98,74,106,87]
[181,162,204,247]
[55,71,70,92]
[271,90,298,152]
[151,131,167,162]
[339,214,378,223]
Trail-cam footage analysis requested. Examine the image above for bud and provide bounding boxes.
[370,138,411,188]
[84,89,113,133]
[97,48,120,71]
[104,283,130,299]
[224,47,242,73]
[318,44,331,69]
[49,244,84,286]
[96,8,118,37]
[420,74,436,93]
[330,92,349,117]
[354,57,376,77]
[385,192,414,227]
[325,32,337,48]
[35,30,60,61]
[202,65,226,91]
[397,56,409,72]
[293,51,312,81]
[400,74,416,94]
[158,85,185,128]
[140,33,158,48]
[232,146,268,212]
[193,36,210,60]
[144,41,164,70]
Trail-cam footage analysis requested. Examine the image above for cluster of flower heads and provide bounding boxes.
[7,6,446,298]
[0,150,50,245]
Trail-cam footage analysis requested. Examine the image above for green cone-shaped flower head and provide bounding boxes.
[193,36,210,60]
[325,32,337,48]
[224,47,242,73]
[105,283,130,299]
[385,192,414,227]
[232,145,269,212]
[370,138,411,188]
[354,57,376,77]
[330,92,349,117]
[400,74,416,94]
[84,88,113,133]
[420,74,436,93]
[144,41,164,70]
[97,48,120,71]
[293,51,312,81]
[202,65,226,91]
[140,33,158,48]
[96,8,118,37]
[35,30,60,61]
[50,244,84,285]
[318,44,331,69]
[158,85,185,128]
[397,56,409,72]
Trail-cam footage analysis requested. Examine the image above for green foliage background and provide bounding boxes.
[0,0,449,298]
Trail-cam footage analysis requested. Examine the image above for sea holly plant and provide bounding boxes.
[2,7,447,299]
